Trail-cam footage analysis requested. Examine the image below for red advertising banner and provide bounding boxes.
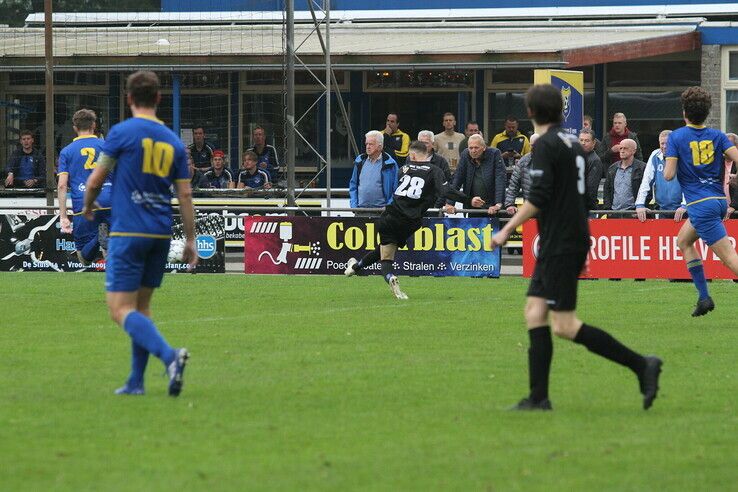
[523,219,738,279]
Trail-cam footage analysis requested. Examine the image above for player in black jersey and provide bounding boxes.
[345,140,467,299]
[491,84,662,411]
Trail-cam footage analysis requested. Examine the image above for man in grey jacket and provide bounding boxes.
[504,133,539,214]
[579,128,604,210]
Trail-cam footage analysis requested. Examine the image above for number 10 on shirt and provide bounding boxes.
[141,138,174,177]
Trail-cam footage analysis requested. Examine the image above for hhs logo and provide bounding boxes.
[561,86,572,119]
[196,235,217,259]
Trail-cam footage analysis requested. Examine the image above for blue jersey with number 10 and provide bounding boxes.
[57,135,112,213]
[101,115,189,237]
[665,125,735,205]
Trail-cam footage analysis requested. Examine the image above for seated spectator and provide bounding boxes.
[447,134,506,215]
[579,128,604,210]
[598,112,643,166]
[490,116,531,169]
[434,112,465,172]
[188,152,207,190]
[417,130,451,181]
[202,150,234,189]
[188,126,214,171]
[4,130,45,188]
[458,121,482,153]
[504,133,539,214]
[636,130,685,222]
[349,130,398,213]
[603,138,646,211]
[237,150,271,190]
[380,113,410,164]
[246,126,281,183]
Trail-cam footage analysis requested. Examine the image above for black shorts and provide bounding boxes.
[527,251,587,311]
[376,211,422,248]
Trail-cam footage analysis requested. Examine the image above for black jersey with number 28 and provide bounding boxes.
[387,162,467,220]
[527,126,590,258]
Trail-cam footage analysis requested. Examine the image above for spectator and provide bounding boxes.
[247,126,281,184]
[449,134,506,215]
[434,112,465,172]
[583,114,606,157]
[4,130,45,188]
[490,116,531,169]
[202,150,234,189]
[381,113,410,164]
[579,128,604,210]
[349,130,399,212]
[417,130,451,182]
[635,130,685,222]
[237,150,271,190]
[504,134,539,214]
[603,138,646,211]
[599,113,643,166]
[188,126,214,171]
[187,151,207,190]
[458,121,482,153]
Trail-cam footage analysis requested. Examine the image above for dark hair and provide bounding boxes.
[408,140,428,156]
[579,128,595,140]
[252,126,265,134]
[242,150,258,162]
[387,113,399,122]
[525,84,563,125]
[19,129,33,138]
[465,120,479,128]
[505,115,518,123]
[681,86,712,125]
[193,126,205,132]
[73,109,97,131]
[126,71,160,108]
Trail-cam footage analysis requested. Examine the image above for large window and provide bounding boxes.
[367,93,471,141]
[606,91,683,154]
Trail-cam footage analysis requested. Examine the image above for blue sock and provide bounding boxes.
[687,259,710,300]
[126,341,149,388]
[122,311,176,367]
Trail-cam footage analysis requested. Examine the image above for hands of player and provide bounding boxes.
[182,238,199,271]
[442,204,456,215]
[674,206,686,222]
[490,228,510,252]
[81,205,95,221]
[60,216,72,234]
[471,196,485,208]
[487,204,502,215]
[635,206,648,222]
[725,207,735,221]
[506,205,517,215]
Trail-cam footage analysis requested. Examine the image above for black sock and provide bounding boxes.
[574,324,647,374]
[381,259,393,283]
[356,248,380,271]
[528,326,553,403]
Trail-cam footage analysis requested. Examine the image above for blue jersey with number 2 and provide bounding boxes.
[101,116,188,237]
[665,125,735,205]
[57,135,112,213]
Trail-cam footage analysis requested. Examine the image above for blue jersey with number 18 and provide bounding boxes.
[100,115,189,237]
[665,124,735,205]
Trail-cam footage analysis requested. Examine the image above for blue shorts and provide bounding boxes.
[106,236,171,292]
[72,210,110,253]
[687,198,728,246]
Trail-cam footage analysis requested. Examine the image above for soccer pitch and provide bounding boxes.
[2,272,737,491]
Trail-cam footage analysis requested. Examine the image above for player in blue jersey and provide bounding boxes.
[57,109,111,265]
[82,71,198,396]
[665,87,738,316]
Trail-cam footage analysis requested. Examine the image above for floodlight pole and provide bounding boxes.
[285,0,297,208]
[325,0,331,209]
[44,0,54,207]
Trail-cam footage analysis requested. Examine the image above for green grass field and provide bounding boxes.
[2,272,738,491]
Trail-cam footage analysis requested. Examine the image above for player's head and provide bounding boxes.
[681,86,712,126]
[579,128,596,153]
[125,71,161,109]
[525,84,563,126]
[658,129,672,154]
[408,140,430,162]
[467,134,486,159]
[417,130,434,153]
[212,149,225,170]
[242,150,258,170]
[72,109,97,135]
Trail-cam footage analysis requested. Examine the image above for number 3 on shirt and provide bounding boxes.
[395,175,425,199]
[575,155,585,195]
[141,138,174,177]
[689,140,715,166]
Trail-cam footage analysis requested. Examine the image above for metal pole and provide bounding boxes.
[286,0,296,207]
[172,73,181,136]
[44,0,54,207]
[325,0,331,210]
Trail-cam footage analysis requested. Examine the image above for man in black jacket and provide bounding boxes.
[448,134,506,215]
[603,138,646,211]
[4,130,45,188]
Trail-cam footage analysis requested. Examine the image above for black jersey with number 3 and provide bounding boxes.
[387,162,467,220]
[527,126,590,258]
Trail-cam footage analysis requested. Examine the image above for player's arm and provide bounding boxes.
[176,179,198,270]
[57,172,72,233]
[663,157,677,181]
[82,152,114,220]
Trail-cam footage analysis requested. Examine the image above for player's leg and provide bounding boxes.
[511,295,554,410]
[677,218,713,315]
[709,236,738,273]
[117,287,155,394]
[380,243,407,299]
[346,246,380,276]
[71,215,99,266]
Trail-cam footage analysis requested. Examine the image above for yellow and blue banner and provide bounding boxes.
[534,69,584,136]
